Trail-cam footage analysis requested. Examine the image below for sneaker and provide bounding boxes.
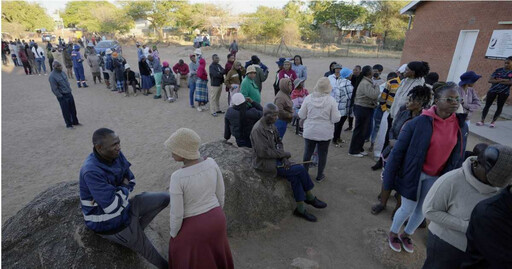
[305,197,327,208]
[293,209,317,222]
[216,110,225,114]
[344,127,352,131]
[82,83,88,88]
[212,112,218,117]
[399,233,414,253]
[133,93,137,97]
[167,97,172,102]
[476,121,484,126]
[388,233,402,252]
[191,105,195,108]
[490,122,496,128]
[197,106,202,112]
[66,126,74,129]
[315,175,326,183]
[124,93,129,97]
[349,153,364,158]
[360,151,369,156]
[153,95,162,99]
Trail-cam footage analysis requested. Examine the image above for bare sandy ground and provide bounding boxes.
[1,45,485,268]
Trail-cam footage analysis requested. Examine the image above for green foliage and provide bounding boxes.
[240,6,285,42]
[2,1,54,32]
[362,1,408,47]
[311,0,367,33]
[284,0,316,42]
[61,1,132,34]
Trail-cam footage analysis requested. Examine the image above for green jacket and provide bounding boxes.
[241,76,261,104]
[253,66,268,91]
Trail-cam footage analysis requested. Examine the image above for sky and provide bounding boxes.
[31,0,292,15]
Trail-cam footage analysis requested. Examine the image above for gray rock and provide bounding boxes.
[1,181,152,269]
[199,140,295,235]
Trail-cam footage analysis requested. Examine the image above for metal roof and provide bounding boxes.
[400,1,422,15]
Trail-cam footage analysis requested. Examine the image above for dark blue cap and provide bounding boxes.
[459,71,482,86]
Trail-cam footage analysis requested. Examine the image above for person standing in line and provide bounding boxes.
[299,77,341,182]
[148,54,163,99]
[32,43,47,75]
[209,54,225,117]
[195,58,209,111]
[112,52,125,94]
[240,65,261,104]
[47,47,55,72]
[292,55,307,82]
[136,42,143,60]
[48,61,80,129]
[348,66,380,157]
[225,61,245,106]
[274,78,294,139]
[71,44,88,88]
[456,71,482,127]
[385,82,468,254]
[229,40,238,57]
[367,64,385,151]
[17,46,31,75]
[139,56,152,96]
[165,128,234,269]
[224,54,235,99]
[63,43,74,79]
[476,56,512,128]
[188,54,199,108]
[422,144,512,269]
[26,44,38,75]
[87,53,102,84]
[151,45,159,61]
[329,66,353,147]
[346,65,362,131]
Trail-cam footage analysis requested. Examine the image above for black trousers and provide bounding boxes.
[349,105,374,154]
[303,139,330,180]
[422,231,469,269]
[57,93,79,127]
[333,116,348,142]
[481,91,509,122]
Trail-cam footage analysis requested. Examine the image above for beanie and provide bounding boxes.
[486,144,512,188]
[314,77,332,94]
[164,128,201,160]
[231,93,246,106]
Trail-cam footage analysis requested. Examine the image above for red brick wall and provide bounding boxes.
[400,1,512,101]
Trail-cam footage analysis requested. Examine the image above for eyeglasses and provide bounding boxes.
[438,97,461,103]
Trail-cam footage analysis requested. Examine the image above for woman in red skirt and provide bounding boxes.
[164,128,234,269]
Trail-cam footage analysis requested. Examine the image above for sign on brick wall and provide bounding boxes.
[485,30,512,60]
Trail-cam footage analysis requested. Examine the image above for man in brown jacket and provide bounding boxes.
[250,103,327,222]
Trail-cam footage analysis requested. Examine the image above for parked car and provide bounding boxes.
[94,40,122,55]
[42,33,55,42]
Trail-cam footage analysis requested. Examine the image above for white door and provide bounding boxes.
[447,30,479,84]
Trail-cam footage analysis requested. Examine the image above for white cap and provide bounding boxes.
[231,93,246,106]
[397,64,407,73]
[124,64,130,69]
[105,48,113,54]
[194,48,202,55]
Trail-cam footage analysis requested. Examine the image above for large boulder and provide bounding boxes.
[199,140,295,235]
[1,181,154,269]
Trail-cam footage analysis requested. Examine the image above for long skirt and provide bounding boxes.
[169,207,233,269]
[195,78,209,103]
[141,74,153,89]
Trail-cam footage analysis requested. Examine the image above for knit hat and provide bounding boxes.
[486,144,512,188]
[124,64,130,69]
[251,55,260,64]
[231,93,246,106]
[459,71,482,87]
[340,67,353,79]
[105,48,113,54]
[164,128,201,160]
[313,77,332,94]
[162,61,169,67]
[246,65,257,74]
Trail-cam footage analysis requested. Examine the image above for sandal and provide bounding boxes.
[476,121,484,126]
[490,122,496,128]
[371,204,385,215]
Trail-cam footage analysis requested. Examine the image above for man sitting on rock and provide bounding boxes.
[79,128,170,269]
[250,103,327,222]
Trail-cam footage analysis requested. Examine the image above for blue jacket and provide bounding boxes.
[79,150,136,233]
[105,55,113,71]
[383,113,468,201]
[71,49,84,67]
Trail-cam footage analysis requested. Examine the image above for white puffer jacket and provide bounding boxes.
[298,93,341,141]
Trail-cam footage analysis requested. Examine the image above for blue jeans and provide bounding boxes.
[371,108,384,144]
[36,57,46,73]
[188,77,196,106]
[275,119,288,139]
[390,173,438,235]
[277,164,315,202]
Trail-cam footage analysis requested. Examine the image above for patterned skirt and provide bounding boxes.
[195,78,209,103]
[141,74,153,89]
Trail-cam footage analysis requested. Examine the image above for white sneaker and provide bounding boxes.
[168,97,172,102]
[197,106,202,112]
[360,151,369,156]
[349,153,364,158]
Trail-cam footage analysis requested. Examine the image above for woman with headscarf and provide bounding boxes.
[274,78,294,139]
[292,55,307,81]
[348,66,380,157]
[385,82,468,254]
[299,77,341,182]
[138,55,152,96]
[165,128,234,269]
[195,58,209,111]
[224,93,263,148]
[225,61,245,105]
[421,144,512,269]
[389,61,430,120]
[278,59,297,90]
[330,66,354,147]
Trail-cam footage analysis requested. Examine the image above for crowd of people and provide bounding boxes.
[4,35,512,268]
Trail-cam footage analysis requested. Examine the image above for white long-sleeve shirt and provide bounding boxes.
[32,46,45,59]
[169,157,225,238]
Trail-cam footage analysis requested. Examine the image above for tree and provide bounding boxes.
[284,0,316,42]
[61,1,132,34]
[311,0,367,43]
[362,1,409,48]
[240,6,285,42]
[2,1,54,32]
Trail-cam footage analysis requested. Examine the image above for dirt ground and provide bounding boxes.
[1,45,486,268]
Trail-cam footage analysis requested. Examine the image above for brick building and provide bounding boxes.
[400,1,512,99]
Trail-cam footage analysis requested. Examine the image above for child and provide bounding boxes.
[162,67,178,102]
[195,58,209,111]
[291,78,309,135]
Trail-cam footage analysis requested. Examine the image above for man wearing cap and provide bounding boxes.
[241,65,261,104]
[49,61,80,129]
[245,56,268,92]
[194,48,202,60]
[456,71,482,127]
[462,145,512,268]
[422,144,512,268]
[250,103,327,222]
[79,128,170,269]
[209,54,226,116]
[224,93,263,148]
[188,54,200,108]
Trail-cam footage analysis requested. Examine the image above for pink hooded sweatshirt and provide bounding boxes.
[197,58,208,81]
[422,106,460,176]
